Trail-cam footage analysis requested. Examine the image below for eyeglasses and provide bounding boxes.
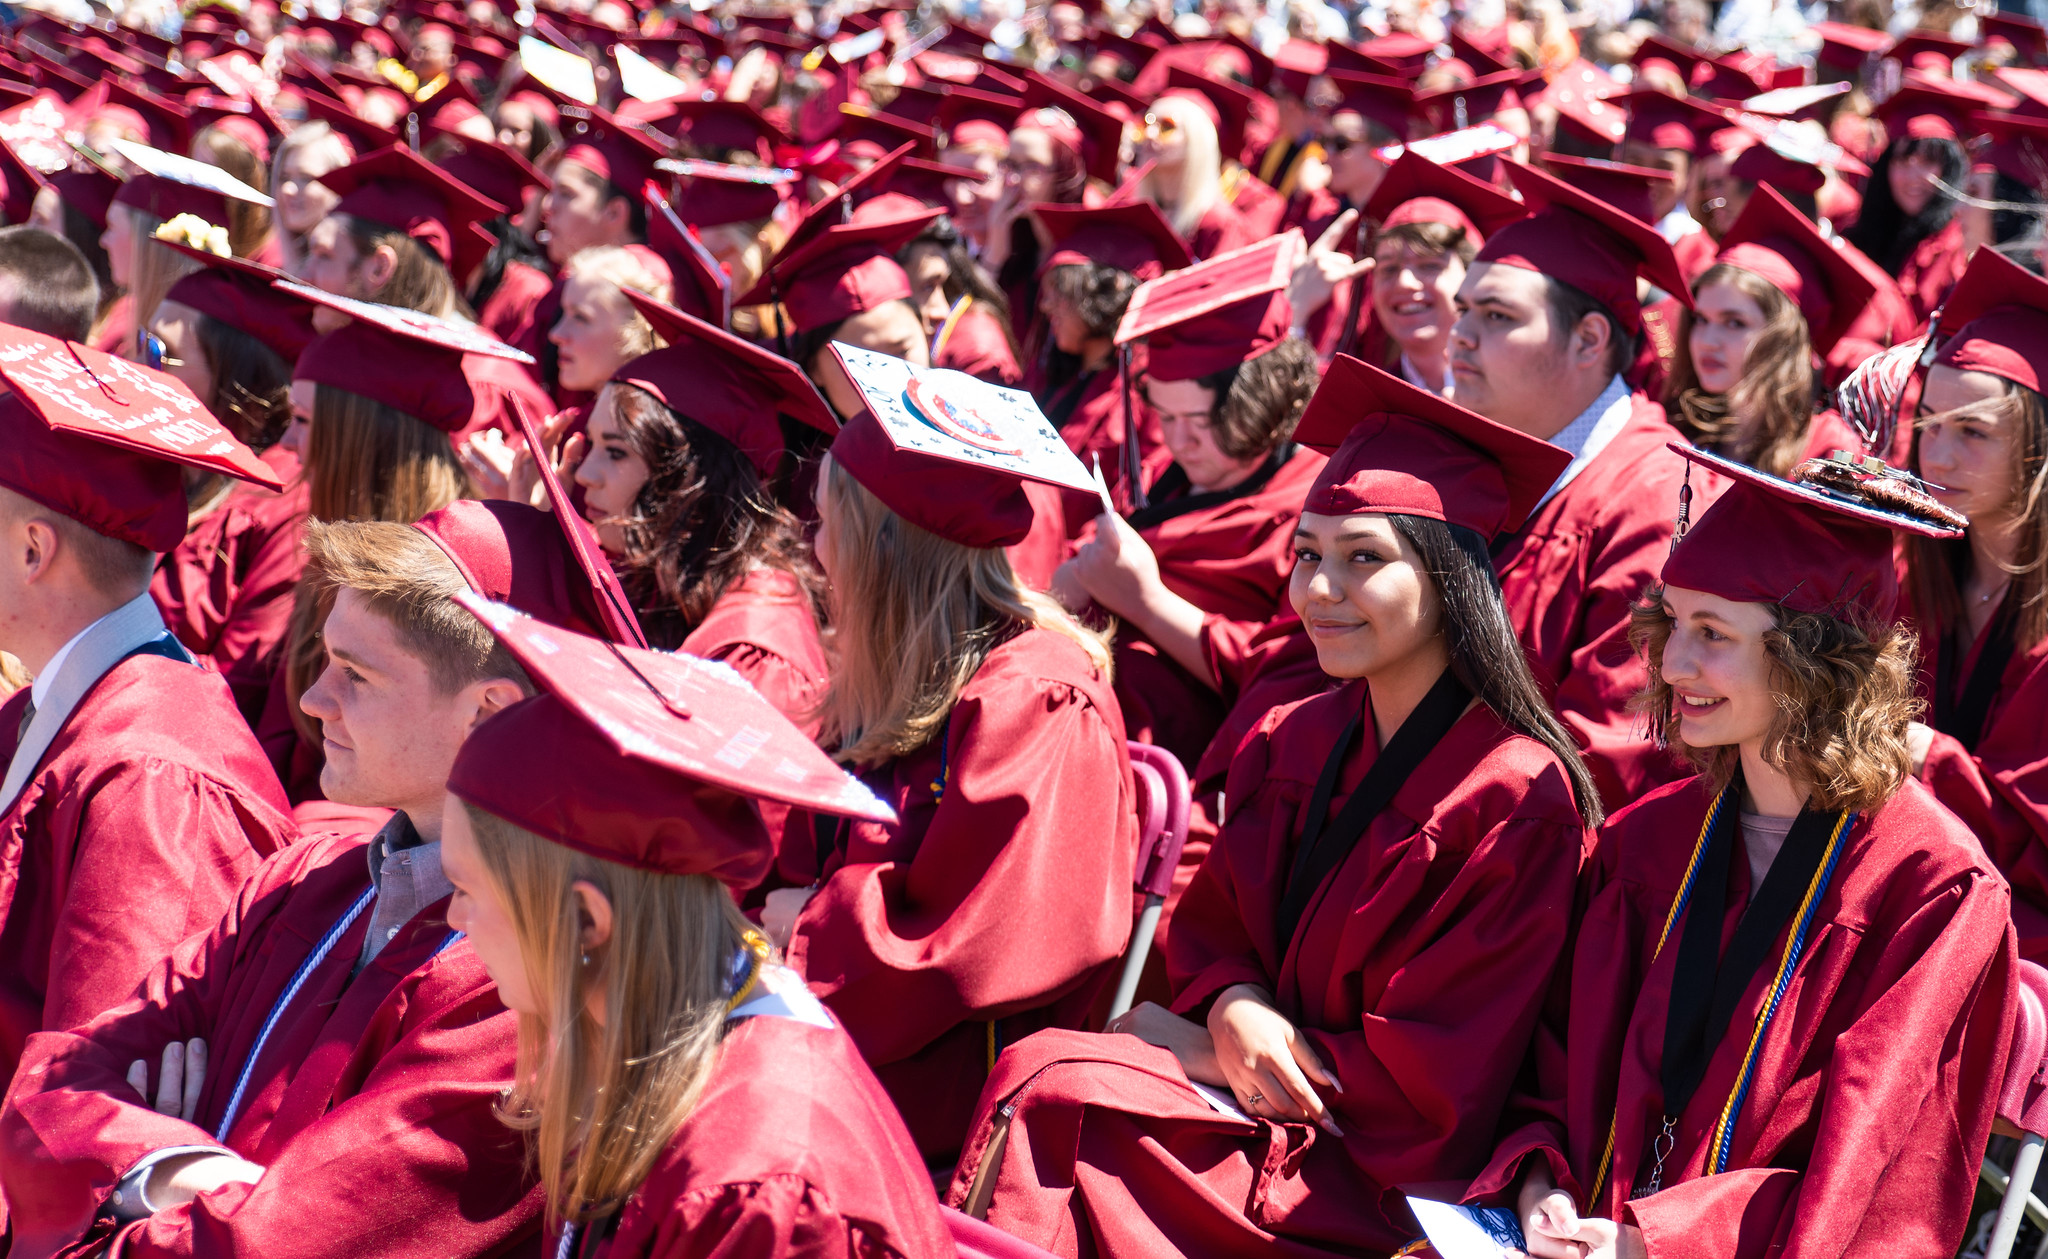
[141,332,184,370]
[1141,113,1181,140]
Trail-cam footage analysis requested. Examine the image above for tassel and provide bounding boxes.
[1668,461,1695,554]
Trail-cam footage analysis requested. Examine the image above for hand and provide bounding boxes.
[1067,513,1162,620]
[1048,557,1092,614]
[1512,1163,1641,1259]
[1908,720,1937,776]
[1205,983,1343,1135]
[144,1151,266,1210]
[126,1038,207,1123]
[1287,210,1374,324]
[1105,1001,1226,1086]
[761,887,816,951]
[457,427,519,500]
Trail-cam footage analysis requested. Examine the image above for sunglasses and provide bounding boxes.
[141,332,184,371]
[1141,113,1181,140]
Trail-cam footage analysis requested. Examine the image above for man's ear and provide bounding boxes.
[468,677,531,729]
[15,516,57,587]
[1574,311,1614,371]
[601,194,632,237]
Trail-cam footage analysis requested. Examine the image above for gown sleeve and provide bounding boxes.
[644,1175,904,1259]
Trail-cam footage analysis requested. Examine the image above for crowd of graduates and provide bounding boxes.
[0,0,2042,1256]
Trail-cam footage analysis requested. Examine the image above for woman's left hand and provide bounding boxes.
[1068,513,1163,618]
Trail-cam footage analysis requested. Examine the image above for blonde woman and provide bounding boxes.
[271,121,354,273]
[1133,93,1250,260]
[547,246,670,396]
[759,388,1138,1168]
[438,610,952,1259]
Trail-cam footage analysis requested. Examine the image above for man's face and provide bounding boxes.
[299,587,483,820]
[1450,260,1580,435]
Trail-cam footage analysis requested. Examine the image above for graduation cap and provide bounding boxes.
[823,340,1099,547]
[1163,63,1270,165]
[0,325,283,552]
[880,81,950,127]
[1537,153,1674,223]
[1738,81,1853,122]
[428,128,552,213]
[1726,119,1868,192]
[739,196,938,333]
[1449,24,1516,76]
[299,91,403,156]
[1631,31,1707,84]
[1037,197,1192,281]
[1811,20,1893,72]
[1269,38,1329,97]
[1663,443,1959,621]
[1355,31,1437,76]
[447,591,894,884]
[317,143,501,279]
[1985,13,2048,66]
[1548,74,1628,147]
[1216,30,1275,92]
[649,98,787,161]
[643,185,731,329]
[104,80,192,152]
[558,106,672,196]
[838,103,939,159]
[1932,246,2048,393]
[282,278,529,432]
[1479,158,1690,336]
[1993,65,2048,118]
[616,288,837,477]
[931,83,1025,139]
[1294,353,1572,540]
[1115,230,1302,381]
[108,137,272,225]
[1872,80,1978,140]
[1974,109,2048,192]
[1622,88,1733,154]
[156,240,318,362]
[1714,182,1875,356]
[1888,29,1972,74]
[614,43,693,104]
[657,157,795,226]
[1363,149,1528,246]
[1088,29,1159,76]
[1021,71,1125,185]
[1326,69,1416,139]
[1379,122,1521,175]
[1415,69,1525,134]
[868,155,974,209]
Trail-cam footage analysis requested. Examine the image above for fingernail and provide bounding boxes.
[1329,1079,1345,1094]
[1321,1117,1344,1137]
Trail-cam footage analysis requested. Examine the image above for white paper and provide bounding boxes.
[616,45,692,103]
[1187,1081,1250,1121]
[1375,123,1519,168]
[1407,1198,1528,1259]
[108,139,274,207]
[518,36,598,105]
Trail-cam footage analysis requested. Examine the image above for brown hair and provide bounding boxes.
[1629,588,1920,813]
[1907,377,2048,651]
[469,805,750,1227]
[1544,273,1637,382]
[1046,261,1136,339]
[0,489,154,598]
[600,384,823,650]
[1663,263,1817,478]
[816,455,1112,767]
[193,312,293,450]
[341,214,470,318]
[1373,218,1478,267]
[192,124,273,259]
[304,383,470,524]
[1175,336,1321,461]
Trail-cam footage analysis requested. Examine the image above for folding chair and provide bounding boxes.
[1983,961,2048,1259]
[944,1205,1063,1259]
[1105,741,1191,1022]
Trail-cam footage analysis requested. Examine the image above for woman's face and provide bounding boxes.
[1039,270,1092,356]
[100,203,137,289]
[904,242,952,329]
[439,798,537,1016]
[572,386,652,555]
[1288,510,1443,680]
[1688,279,1769,396]
[1918,363,2019,527]
[147,300,215,405]
[1371,239,1465,359]
[697,221,768,296]
[541,161,620,267]
[1136,108,1187,171]
[275,138,346,236]
[1005,127,1061,205]
[299,215,372,327]
[282,378,315,460]
[1889,141,1943,218]
[1656,585,1781,752]
[496,99,537,155]
[550,273,643,394]
[1324,116,1386,203]
[948,146,1004,242]
[834,300,931,365]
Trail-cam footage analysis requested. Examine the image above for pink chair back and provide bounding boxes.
[1126,741,1190,899]
[943,1206,1064,1259]
[2003,961,2048,1137]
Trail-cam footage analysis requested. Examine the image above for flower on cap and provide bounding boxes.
[154,214,231,257]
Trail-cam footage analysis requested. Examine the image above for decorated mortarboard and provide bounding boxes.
[0,324,284,552]
[1374,122,1521,176]
[1871,80,1978,139]
[1714,182,1875,356]
[1293,353,1572,540]
[1662,444,1961,620]
[1115,230,1302,382]
[1036,198,1193,282]
[1362,149,1528,245]
[317,143,502,277]
[824,341,1099,548]
[1478,158,1691,336]
[1930,247,2048,394]
[280,278,531,432]
[155,239,319,362]
[655,157,795,226]
[616,288,837,478]
[109,137,272,225]
[428,127,553,211]
[1325,68,1415,139]
[447,594,892,885]
[1622,89,1734,153]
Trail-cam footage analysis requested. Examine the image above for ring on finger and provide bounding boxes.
[1245,1091,1263,1106]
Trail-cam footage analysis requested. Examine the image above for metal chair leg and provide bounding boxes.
[1990,1132,2046,1259]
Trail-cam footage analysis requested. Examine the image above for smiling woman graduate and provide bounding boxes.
[945,356,1601,1259]
[1475,446,2016,1259]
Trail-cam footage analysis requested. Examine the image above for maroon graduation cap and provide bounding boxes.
[1115,230,1302,381]
[1714,181,1876,355]
[1363,149,1528,246]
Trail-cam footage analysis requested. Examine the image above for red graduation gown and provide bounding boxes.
[149,445,310,729]
[91,294,134,358]
[0,655,294,1085]
[945,687,1592,1257]
[476,259,555,385]
[461,350,560,442]
[1895,217,1971,331]
[1494,397,1701,808]
[1471,776,2015,1259]
[0,830,540,1258]
[784,628,1138,1163]
[678,568,828,731]
[1188,200,1253,263]
[1041,368,1170,537]
[556,983,952,1259]
[932,299,1024,387]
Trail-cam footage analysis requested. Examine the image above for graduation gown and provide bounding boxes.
[1918,599,2048,962]
[0,828,538,1258]
[1494,397,1700,808]
[1039,367,1169,537]
[461,350,560,442]
[932,298,1024,387]
[475,258,555,384]
[1895,217,1971,331]
[677,568,828,729]
[149,445,309,729]
[554,977,952,1259]
[944,686,1592,1257]
[1187,199,1252,263]
[1470,776,2015,1259]
[0,655,294,1086]
[784,628,1138,1164]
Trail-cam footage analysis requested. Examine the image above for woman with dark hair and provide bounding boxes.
[902,217,1023,386]
[1492,445,2011,1259]
[1662,185,1873,476]
[143,248,319,727]
[949,356,1600,1258]
[1905,250,2048,964]
[1846,88,1975,326]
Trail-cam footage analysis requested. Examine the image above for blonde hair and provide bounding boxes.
[1664,263,1817,478]
[1908,379,2048,651]
[562,245,671,361]
[1629,587,1920,813]
[466,804,753,1227]
[816,455,1113,767]
[192,124,273,259]
[1140,95,1221,241]
[121,205,205,341]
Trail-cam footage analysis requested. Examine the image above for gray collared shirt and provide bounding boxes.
[355,812,452,974]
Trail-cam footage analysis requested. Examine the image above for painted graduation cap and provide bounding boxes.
[1293,353,1572,540]
[824,341,1099,548]
[108,137,273,224]
[1037,198,1194,282]
[1362,149,1528,246]
[1478,158,1691,335]
[0,325,284,552]
[316,143,502,277]
[1714,182,1876,356]
[1116,230,1303,381]
[616,288,838,479]
[447,592,895,885]
[1662,443,1960,620]
[1932,247,2048,394]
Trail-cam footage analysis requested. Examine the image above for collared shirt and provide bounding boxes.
[355,812,451,973]
[1656,205,1703,246]
[31,606,120,710]
[1538,373,1635,509]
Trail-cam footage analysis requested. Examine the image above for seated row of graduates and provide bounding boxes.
[0,160,2034,1259]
